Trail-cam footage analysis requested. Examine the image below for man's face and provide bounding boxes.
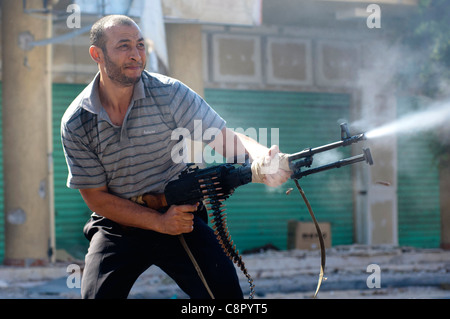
[101,23,147,86]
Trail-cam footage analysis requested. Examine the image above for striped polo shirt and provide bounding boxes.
[61,70,226,199]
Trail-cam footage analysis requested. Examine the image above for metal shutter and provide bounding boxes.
[397,96,441,248]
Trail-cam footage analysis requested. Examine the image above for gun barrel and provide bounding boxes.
[288,133,365,162]
[292,147,372,179]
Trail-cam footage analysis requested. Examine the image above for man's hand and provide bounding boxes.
[79,186,199,234]
[251,145,291,187]
[157,203,198,235]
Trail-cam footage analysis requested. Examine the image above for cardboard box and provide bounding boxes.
[287,220,332,250]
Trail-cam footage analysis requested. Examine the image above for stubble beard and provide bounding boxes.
[103,52,145,87]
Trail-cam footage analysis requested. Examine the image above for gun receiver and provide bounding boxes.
[164,162,252,206]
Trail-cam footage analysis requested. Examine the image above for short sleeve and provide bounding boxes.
[168,81,226,143]
[61,120,107,189]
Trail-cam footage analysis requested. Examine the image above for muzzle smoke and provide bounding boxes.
[361,99,450,140]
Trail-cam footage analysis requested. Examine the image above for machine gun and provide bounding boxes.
[143,123,372,207]
[137,123,373,298]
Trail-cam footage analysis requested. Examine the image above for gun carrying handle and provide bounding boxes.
[141,193,168,211]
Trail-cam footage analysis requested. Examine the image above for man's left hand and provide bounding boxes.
[251,145,291,187]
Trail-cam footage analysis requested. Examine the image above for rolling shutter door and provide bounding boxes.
[397,96,441,248]
[205,89,352,251]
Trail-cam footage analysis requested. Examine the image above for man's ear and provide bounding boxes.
[89,45,103,64]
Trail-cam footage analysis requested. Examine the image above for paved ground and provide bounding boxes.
[0,245,449,299]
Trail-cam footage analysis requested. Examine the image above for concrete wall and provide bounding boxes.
[166,24,204,96]
[2,0,52,265]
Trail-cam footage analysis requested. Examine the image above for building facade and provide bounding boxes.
[0,0,445,263]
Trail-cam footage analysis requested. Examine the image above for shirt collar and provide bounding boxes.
[82,72,146,116]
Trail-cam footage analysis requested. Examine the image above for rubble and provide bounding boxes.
[0,245,449,299]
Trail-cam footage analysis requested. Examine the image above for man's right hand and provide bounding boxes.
[158,203,198,235]
[79,186,199,235]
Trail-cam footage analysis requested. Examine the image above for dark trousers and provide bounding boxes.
[80,211,243,299]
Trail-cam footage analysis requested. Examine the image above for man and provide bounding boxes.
[61,15,291,299]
